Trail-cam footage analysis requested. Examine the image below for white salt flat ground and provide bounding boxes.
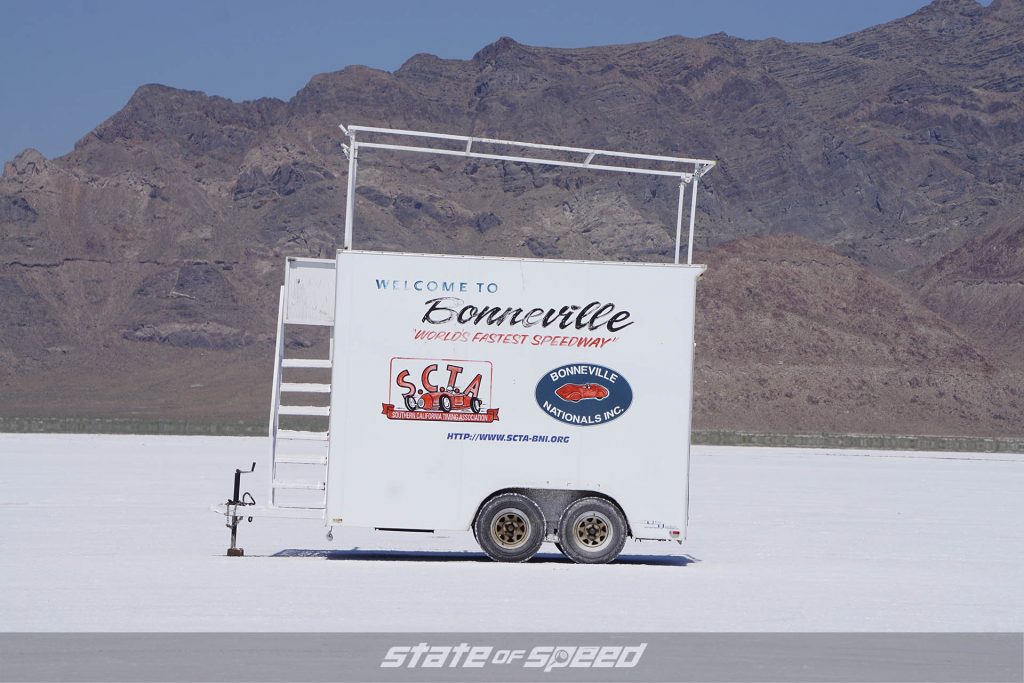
[0,433,1021,631]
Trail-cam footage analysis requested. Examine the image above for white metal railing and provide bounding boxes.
[268,286,285,507]
[338,125,715,265]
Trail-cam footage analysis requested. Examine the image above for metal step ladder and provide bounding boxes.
[268,283,333,510]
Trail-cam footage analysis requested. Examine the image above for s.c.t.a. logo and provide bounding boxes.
[384,358,500,423]
[535,363,632,426]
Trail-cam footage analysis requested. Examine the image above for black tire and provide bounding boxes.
[557,497,628,564]
[470,397,483,414]
[404,395,418,411]
[439,395,453,412]
[474,493,545,563]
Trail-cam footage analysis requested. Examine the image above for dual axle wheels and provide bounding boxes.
[473,493,628,564]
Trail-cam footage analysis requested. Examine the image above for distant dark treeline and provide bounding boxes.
[2,416,1023,453]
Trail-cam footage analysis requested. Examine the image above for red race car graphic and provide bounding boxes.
[555,383,609,402]
[405,387,484,414]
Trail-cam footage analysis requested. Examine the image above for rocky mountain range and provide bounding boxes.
[2,0,1023,436]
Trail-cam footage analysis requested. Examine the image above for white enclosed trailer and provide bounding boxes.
[216,126,715,564]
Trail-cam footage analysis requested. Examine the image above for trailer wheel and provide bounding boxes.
[439,395,453,412]
[470,397,483,413]
[474,493,545,563]
[557,497,627,564]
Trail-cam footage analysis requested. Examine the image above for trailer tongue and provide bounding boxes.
[214,125,715,564]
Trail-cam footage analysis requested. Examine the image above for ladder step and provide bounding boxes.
[272,480,326,491]
[278,405,330,416]
[280,382,331,393]
[276,455,328,465]
[277,429,329,441]
[282,358,332,369]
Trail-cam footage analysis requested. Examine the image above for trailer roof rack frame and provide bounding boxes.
[339,124,716,265]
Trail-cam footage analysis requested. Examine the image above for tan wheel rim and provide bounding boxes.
[572,510,612,552]
[490,508,531,550]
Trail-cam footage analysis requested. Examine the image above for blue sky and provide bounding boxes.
[0,0,947,164]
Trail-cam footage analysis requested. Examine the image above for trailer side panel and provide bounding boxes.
[327,251,702,540]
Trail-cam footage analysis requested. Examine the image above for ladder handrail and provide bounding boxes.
[268,286,285,507]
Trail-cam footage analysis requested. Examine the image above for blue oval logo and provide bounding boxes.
[535,363,633,427]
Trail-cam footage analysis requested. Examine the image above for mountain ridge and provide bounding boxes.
[2,0,1022,435]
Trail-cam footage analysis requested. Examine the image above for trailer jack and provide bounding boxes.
[224,462,256,556]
